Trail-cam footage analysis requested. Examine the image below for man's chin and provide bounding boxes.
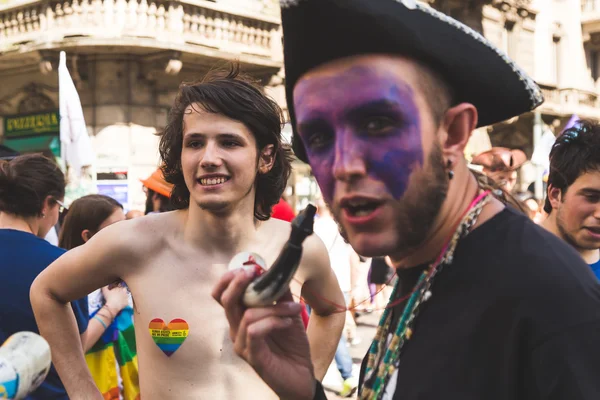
[196,200,231,213]
[346,232,399,258]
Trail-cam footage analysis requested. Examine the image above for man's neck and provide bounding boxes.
[0,213,36,236]
[390,164,504,269]
[183,197,260,255]
[542,213,600,264]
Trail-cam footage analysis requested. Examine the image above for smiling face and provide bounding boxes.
[551,170,600,252]
[181,105,262,214]
[293,55,449,257]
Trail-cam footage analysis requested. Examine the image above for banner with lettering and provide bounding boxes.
[3,111,59,138]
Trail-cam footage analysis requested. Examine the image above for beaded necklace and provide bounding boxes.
[360,191,491,400]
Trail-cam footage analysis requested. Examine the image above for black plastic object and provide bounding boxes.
[246,204,317,304]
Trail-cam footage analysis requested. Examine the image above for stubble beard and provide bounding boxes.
[394,143,449,252]
[196,181,255,215]
[556,207,599,252]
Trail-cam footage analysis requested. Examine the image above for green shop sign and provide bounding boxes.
[2,110,61,157]
[4,110,59,138]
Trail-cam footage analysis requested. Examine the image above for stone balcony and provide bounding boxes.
[538,83,600,119]
[0,0,282,73]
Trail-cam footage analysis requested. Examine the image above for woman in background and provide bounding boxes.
[59,194,139,400]
[0,154,88,399]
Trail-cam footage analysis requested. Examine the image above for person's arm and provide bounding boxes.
[30,220,139,398]
[212,268,318,400]
[83,286,130,352]
[298,235,346,380]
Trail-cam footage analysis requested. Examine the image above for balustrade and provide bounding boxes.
[0,0,280,58]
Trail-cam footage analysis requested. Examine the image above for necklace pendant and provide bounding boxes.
[423,290,432,301]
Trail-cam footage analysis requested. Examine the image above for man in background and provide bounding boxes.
[140,168,175,214]
[542,121,600,279]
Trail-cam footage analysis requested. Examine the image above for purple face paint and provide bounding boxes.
[294,65,424,203]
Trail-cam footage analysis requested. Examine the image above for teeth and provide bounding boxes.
[200,177,228,186]
[348,199,370,207]
[354,209,372,217]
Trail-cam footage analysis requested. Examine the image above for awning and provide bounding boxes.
[3,134,60,157]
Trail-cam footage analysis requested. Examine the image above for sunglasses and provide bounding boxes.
[55,199,69,225]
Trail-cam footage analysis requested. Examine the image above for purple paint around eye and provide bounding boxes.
[294,66,424,203]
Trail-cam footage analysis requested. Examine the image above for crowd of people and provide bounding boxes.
[2,0,600,399]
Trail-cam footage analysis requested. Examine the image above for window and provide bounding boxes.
[504,21,517,58]
[551,35,561,85]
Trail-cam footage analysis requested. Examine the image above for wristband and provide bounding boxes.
[93,315,108,329]
[313,380,327,400]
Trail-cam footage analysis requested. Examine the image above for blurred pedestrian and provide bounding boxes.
[0,154,88,399]
[58,194,138,400]
[140,168,174,214]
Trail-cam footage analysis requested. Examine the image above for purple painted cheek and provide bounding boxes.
[368,127,424,200]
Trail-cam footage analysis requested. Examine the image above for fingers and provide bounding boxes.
[211,270,237,304]
[233,302,302,356]
[245,316,294,370]
[213,268,255,339]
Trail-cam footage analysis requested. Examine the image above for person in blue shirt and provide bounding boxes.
[542,121,600,279]
[0,154,89,399]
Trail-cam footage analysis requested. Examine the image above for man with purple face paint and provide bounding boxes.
[212,1,600,400]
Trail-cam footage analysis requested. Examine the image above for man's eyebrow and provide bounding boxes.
[297,99,402,132]
[344,99,401,118]
[578,188,600,196]
[183,132,246,141]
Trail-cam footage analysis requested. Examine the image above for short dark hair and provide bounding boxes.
[544,120,600,213]
[59,194,123,250]
[144,188,174,215]
[415,61,456,126]
[0,154,65,218]
[158,63,293,221]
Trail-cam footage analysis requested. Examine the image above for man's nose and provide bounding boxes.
[200,141,223,168]
[593,205,600,220]
[332,133,367,182]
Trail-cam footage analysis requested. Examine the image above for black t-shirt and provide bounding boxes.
[358,207,600,400]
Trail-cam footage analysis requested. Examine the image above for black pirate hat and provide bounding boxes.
[280,0,544,162]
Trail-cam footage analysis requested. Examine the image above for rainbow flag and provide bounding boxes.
[86,307,140,400]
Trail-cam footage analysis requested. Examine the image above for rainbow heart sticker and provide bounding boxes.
[148,318,189,356]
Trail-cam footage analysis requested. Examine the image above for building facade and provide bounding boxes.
[1,0,596,209]
[0,0,284,210]
[425,0,600,195]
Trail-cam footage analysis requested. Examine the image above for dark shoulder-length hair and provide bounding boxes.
[0,154,65,218]
[158,62,293,221]
[59,194,123,250]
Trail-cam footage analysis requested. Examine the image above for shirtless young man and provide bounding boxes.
[30,66,345,399]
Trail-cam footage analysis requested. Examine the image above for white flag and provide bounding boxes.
[59,51,95,178]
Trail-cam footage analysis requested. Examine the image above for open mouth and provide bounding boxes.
[342,199,383,218]
[199,176,230,186]
[586,227,600,235]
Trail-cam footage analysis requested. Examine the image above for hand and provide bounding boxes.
[101,285,129,315]
[212,269,317,400]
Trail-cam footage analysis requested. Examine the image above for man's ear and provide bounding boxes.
[81,229,92,243]
[258,144,276,174]
[547,184,563,210]
[440,103,478,163]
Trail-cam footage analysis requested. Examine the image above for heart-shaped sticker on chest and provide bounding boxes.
[148,318,189,356]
